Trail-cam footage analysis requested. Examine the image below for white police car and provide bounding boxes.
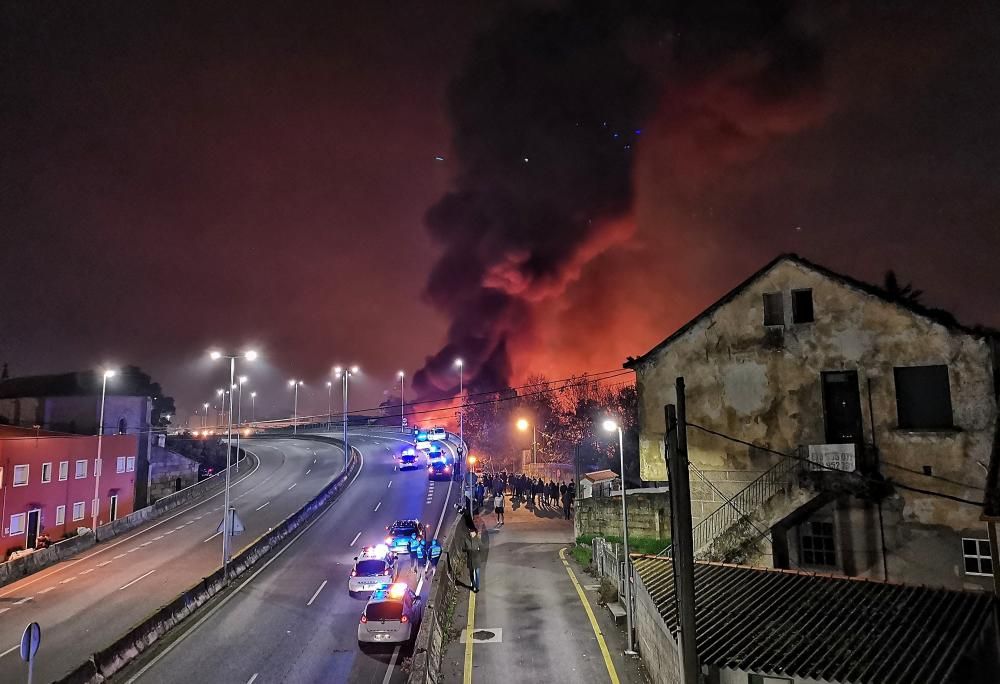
[358,582,424,646]
[349,545,397,596]
[428,426,447,442]
[398,447,419,470]
[384,519,423,555]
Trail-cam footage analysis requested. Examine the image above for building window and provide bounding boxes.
[118,417,127,435]
[792,289,814,323]
[126,456,136,472]
[800,521,837,566]
[963,538,993,576]
[75,459,88,479]
[56,505,66,526]
[13,465,29,487]
[117,457,126,473]
[72,502,85,521]
[763,292,784,326]
[9,513,26,535]
[59,461,69,481]
[894,365,954,429]
[41,462,52,483]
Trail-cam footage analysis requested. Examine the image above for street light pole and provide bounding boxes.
[454,359,464,447]
[398,371,405,433]
[202,403,209,429]
[91,369,115,532]
[236,377,246,468]
[250,392,257,425]
[335,366,358,470]
[289,380,302,434]
[603,418,635,655]
[327,381,333,431]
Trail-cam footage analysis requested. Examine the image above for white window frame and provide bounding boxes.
[75,459,88,479]
[13,464,29,487]
[55,505,66,526]
[126,456,136,472]
[963,537,993,577]
[117,457,126,473]
[9,513,26,535]
[72,502,85,521]
[41,462,52,483]
[59,460,69,481]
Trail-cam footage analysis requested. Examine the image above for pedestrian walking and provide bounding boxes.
[426,538,442,577]
[494,491,505,527]
[413,535,427,573]
[463,529,483,592]
[562,490,572,520]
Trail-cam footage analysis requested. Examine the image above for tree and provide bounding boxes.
[883,270,924,305]
[115,366,176,427]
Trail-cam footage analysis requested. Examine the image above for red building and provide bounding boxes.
[0,426,137,558]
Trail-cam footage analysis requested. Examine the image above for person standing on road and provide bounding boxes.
[494,491,505,527]
[426,538,442,577]
[562,489,572,520]
[463,529,483,592]
[413,535,427,573]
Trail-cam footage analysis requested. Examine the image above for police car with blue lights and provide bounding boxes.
[358,582,424,646]
[398,446,419,470]
[349,544,397,596]
[428,426,447,442]
[414,428,433,452]
[384,519,424,554]
[427,446,453,480]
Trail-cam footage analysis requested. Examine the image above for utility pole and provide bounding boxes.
[665,375,699,684]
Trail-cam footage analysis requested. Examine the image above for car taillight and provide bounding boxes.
[351,570,357,577]
[382,569,391,576]
[385,536,393,544]
[400,615,408,623]
[360,615,367,623]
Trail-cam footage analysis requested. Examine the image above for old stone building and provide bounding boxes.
[626,254,999,591]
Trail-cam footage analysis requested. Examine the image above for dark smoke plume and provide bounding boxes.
[414,0,826,397]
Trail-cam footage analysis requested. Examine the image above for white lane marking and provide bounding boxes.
[13,597,32,605]
[204,531,222,543]
[119,569,156,591]
[38,586,55,594]
[60,576,77,584]
[123,448,367,683]
[306,469,311,475]
[80,568,96,575]
[97,561,112,567]
[374,501,381,512]
[127,547,140,553]
[247,675,259,684]
[140,541,153,547]
[0,643,18,657]
[387,480,392,488]
[0,448,264,600]
[175,525,186,530]
[383,646,401,684]
[0,608,8,615]
[313,458,317,464]
[288,483,297,491]
[256,501,270,511]
[306,580,328,606]
[113,553,127,560]
[153,535,164,541]
[350,531,362,547]
[164,530,175,535]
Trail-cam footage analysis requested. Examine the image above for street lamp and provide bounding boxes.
[202,403,209,429]
[235,376,247,456]
[216,388,227,427]
[209,349,258,582]
[454,359,464,447]
[603,418,635,654]
[250,392,257,425]
[91,368,116,532]
[288,380,303,434]
[335,365,359,470]
[326,381,334,431]
[516,418,537,466]
[398,371,405,433]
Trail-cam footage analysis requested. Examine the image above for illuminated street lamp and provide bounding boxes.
[288,380,304,434]
[91,368,116,532]
[603,418,635,654]
[250,391,257,425]
[202,403,209,429]
[326,380,334,430]
[209,349,258,582]
[235,376,247,456]
[335,365,359,470]
[516,418,537,465]
[398,371,406,433]
[454,359,464,448]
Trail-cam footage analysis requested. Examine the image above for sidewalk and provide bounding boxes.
[438,499,648,684]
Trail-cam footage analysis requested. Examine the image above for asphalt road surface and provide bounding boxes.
[117,432,459,684]
[0,436,351,683]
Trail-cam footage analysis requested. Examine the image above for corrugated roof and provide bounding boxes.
[633,555,997,683]
[583,469,618,482]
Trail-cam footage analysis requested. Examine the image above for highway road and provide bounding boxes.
[117,432,459,684]
[0,436,354,683]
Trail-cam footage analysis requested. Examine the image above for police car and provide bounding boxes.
[357,582,424,646]
[414,429,433,452]
[398,447,419,470]
[384,519,423,554]
[349,545,397,596]
[428,426,447,442]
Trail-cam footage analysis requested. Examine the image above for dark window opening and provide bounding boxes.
[894,365,953,429]
[763,292,783,326]
[962,538,993,576]
[800,521,836,566]
[792,289,814,323]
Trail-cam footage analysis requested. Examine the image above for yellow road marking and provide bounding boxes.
[463,589,477,684]
[559,547,621,684]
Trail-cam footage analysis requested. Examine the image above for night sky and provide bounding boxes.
[2,1,998,424]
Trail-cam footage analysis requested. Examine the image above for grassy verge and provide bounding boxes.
[570,544,592,568]
[575,534,669,556]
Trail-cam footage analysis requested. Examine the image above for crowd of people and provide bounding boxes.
[468,471,577,525]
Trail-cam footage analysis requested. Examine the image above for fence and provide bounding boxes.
[591,536,635,622]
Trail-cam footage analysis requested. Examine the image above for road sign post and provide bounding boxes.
[20,622,40,684]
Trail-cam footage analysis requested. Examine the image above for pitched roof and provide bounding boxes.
[583,469,619,482]
[633,555,997,683]
[625,253,992,369]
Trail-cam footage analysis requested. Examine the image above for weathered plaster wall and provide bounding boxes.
[634,259,996,579]
[574,491,671,541]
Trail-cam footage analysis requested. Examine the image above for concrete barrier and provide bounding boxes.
[55,437,361,684]
[0,449,256,589]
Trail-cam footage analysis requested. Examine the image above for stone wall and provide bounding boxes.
[575,490,671,541]
[147,446,200,502]
[633,571,681,684]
